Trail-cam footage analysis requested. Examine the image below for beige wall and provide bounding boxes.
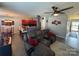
[68,14,79,20]
[0,8,31,33]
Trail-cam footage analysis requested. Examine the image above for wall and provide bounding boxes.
[68,14,79,20]
[0,17,21,33]
[0,8,31,33]
[46,14,68,38]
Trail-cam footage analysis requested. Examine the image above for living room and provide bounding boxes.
[0,2,79,56]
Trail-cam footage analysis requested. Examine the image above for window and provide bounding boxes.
[71,22,79,32]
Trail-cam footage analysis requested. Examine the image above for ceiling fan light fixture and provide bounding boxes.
[53,13,59,16]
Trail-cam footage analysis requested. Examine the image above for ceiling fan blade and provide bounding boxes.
[44,12,53,14]
[51,13,54,15]
[59,6,74,12]
[60,12,65,14]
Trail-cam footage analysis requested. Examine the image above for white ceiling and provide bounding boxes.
[1,2,79,19]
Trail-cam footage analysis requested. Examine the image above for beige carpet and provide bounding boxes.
[50,41,79,56]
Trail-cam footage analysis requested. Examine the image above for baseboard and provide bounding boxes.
[56,35,65,39]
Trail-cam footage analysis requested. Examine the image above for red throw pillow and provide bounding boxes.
[28,37,39,47]
[47,32,55,37]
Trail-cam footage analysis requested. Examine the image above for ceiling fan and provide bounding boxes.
[44,6,74,16]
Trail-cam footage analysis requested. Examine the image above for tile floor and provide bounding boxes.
[11,31,79,56]
[12,32,27,56]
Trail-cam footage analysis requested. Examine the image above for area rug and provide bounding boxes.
[50,41,79,56]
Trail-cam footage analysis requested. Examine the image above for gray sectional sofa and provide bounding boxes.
[20,28,56,56]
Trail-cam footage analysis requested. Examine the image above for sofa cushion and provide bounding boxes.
[47,32,56,37]
[31,43,55,56]
[40,39,51,46]
[28,37,39,47]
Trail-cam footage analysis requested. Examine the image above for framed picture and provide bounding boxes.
[1,20,14,26]
[52,20,61,25]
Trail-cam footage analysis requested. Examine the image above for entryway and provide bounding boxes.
[66,21,79,49]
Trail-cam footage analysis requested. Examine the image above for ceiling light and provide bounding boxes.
[53,13,59,16]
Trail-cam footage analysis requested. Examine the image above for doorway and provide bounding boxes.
[71,21,79,32]
[66,21,79,49]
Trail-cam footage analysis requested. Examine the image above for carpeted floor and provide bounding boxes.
[50,41,79,56]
